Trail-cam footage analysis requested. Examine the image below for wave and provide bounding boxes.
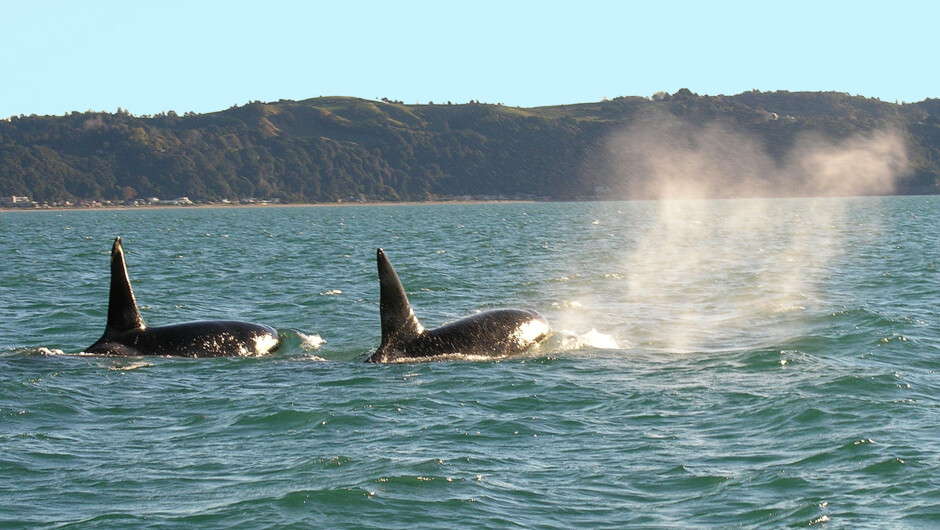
[296,331,325,350]
[4,347,69,357]
[107,360,155,371]
[275,329,325,352]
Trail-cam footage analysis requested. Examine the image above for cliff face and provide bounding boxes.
[1,91,937,204]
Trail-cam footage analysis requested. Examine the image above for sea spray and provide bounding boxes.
[587,110,909,200]
[570,113,910,354]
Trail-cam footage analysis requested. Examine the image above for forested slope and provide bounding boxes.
[1,90,937,204]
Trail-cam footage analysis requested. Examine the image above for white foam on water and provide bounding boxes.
[108,360,154,371]
[554,329,622,350]
[296,332,325,351]
[581,329,621,349]
[292,354,328,362]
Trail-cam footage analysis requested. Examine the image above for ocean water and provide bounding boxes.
[1,197,939,527]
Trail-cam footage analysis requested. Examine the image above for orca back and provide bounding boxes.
[369,249,550,363]
[86,237,281,357]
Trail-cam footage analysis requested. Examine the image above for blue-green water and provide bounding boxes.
[1,198,939,527]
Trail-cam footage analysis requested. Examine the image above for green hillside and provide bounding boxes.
[1,90,937,205]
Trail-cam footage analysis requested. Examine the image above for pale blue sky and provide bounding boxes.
[3,0,937,118]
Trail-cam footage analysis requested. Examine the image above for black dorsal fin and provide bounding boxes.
[377,248,423,349]
[105,237,145,334]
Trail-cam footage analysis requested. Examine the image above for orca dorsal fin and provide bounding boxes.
[377,248,424,350]
[105,237,146,334]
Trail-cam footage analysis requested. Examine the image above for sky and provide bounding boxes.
[2,0,938,118]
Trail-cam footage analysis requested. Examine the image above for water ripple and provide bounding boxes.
[1,199,940,526]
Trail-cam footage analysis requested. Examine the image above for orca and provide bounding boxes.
[366,249,550,363]
[84,237,281,357]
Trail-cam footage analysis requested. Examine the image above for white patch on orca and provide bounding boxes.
[511,319,551,347]
[252,333,280,355]
[411,308,425,334]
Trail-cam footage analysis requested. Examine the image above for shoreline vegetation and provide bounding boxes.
[2,90,939,204]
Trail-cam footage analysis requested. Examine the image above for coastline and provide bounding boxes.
[0,199,536,213]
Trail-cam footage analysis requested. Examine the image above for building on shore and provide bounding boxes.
[0,196,35,207]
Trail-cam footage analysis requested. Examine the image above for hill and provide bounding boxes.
[1,90,938,205]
